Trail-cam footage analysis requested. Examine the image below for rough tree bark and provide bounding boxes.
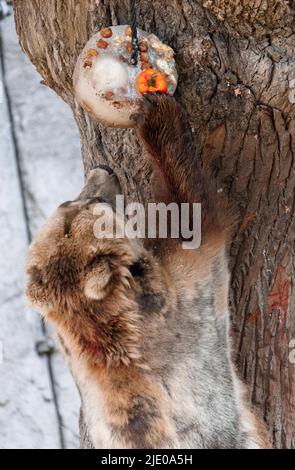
[13,0,295,448]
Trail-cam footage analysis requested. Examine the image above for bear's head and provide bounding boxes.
[26,167,169,366]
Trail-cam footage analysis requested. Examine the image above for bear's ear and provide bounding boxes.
[84,257,113,300]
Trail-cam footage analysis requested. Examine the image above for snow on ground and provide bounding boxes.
[0,15,83,448]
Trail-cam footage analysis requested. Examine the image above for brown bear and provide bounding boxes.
[26,94,270,448]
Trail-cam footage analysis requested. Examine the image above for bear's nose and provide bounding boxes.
[59,200,73,209]
[93,164,114,175]
[76,165,121,206]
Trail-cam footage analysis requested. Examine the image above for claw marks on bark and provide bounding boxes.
[246,265,290,353]
[267,265,289,360]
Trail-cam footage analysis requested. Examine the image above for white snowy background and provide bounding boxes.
[0,15,84,448]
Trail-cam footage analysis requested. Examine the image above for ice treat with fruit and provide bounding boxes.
[73,25,178,128]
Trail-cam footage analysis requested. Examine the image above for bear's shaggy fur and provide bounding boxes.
[26,94,270,448]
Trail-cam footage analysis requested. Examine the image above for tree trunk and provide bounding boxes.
[13,0,295,449]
